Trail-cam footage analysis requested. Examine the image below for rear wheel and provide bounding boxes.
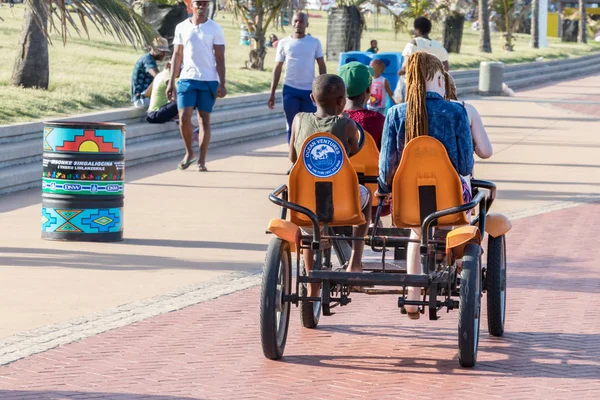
[486,235,507,337]
[458,244,482,368]
[260,238,292,360]
[299,260,322,328]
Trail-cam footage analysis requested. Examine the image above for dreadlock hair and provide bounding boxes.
[444,71,458,101]
[404,51,445,144]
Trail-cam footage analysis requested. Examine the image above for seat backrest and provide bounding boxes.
[350,131,380,206]
[392,136,469,228]
[289,132,365,227]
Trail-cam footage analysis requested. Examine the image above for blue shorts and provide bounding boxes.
[176,79,219,113]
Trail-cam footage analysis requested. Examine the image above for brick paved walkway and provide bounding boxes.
[1,203,599,399]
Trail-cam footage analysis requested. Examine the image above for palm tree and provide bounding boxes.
[10,0,155,89]
[227,0,289,70]
[578,0,587,43]
[479,0,492,52]
[530,0,539,48]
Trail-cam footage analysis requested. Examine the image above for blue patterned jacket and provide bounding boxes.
[378,92,474,193]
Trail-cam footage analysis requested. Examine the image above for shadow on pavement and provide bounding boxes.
[496,189,599,203]
[286,325,600,379]
[480,160,600,169]
[127,182,275,191]
[0,391,204,400]
[482,113,600,122]
[123,238,266,251]
[0,246,262,271]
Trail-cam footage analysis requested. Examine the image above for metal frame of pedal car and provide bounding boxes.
[268,178,494,313]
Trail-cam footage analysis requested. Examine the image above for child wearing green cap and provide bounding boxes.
[338,61,386,149]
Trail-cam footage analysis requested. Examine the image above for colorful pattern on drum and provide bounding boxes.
[41,208,123,234]
[43,126,125,154]
[42,158,125,183]
[42,180,124,196]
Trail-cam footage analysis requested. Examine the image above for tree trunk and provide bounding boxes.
[578,0,587,43]
[10,0,49,89]
[531,0,539,48]
[562,19,578,42]
[443,12,465,53]
[142,2,188,48]
[503,8,514,51]
[245,3,267,70]
[326,6,363,61]
[478,0,492,53]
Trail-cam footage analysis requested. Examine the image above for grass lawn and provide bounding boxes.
[1,6,599,125]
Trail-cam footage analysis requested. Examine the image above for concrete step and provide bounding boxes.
[0,112,285,194]
[126,120,283,167]
[0,101,284,170]
[0,163,41,196]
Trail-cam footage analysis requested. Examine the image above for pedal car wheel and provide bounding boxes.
[260,238,292,360]
[486,234,507,337]
[458,243,482,368]
[299,260,321,328]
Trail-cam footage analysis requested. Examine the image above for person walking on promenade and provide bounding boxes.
[267,12,327,144]
[167,0,227,172]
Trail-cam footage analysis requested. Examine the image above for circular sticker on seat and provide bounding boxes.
[303,136,344,178]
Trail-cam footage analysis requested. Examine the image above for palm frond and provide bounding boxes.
[25,0,156,48]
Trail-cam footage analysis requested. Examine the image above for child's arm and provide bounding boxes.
[384,79,396,104]
[466,103,493,159]
[345,120,359,157]
[289,115,300,163]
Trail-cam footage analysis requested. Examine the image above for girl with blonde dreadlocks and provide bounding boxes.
[376,51,474,319]
[444,71,493,159]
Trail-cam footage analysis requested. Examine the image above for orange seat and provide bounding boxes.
[392,136,469,228]
[350,131,380,206]
[289,132,365,227]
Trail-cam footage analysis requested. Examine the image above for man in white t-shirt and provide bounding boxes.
[267,12,327,144]
[398,16,449,75]
[167,0,226,172]
[395,16,449,103]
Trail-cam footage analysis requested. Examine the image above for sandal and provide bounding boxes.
[407,311,420,320]
[177,157,196,170]
[197,164,208,172]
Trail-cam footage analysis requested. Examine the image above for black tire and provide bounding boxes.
[486,235,507,337]
[299,260,321,328]
[458,243,482,368]
[260,238,292,360]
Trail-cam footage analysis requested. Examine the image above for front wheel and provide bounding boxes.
[486,235,507,337]
[260,238,292,360]
[458,244,482,368]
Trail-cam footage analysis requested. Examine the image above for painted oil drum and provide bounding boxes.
[41,121,125,241]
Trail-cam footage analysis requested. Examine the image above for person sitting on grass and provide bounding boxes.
[366,39,378,54]
[377,52,474,320]
[289,74,372,298]
[145,62,179,124]
[367,59,395,116]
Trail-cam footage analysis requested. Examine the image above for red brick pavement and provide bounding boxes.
[551,95,600,117]
[1,204,600,399]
